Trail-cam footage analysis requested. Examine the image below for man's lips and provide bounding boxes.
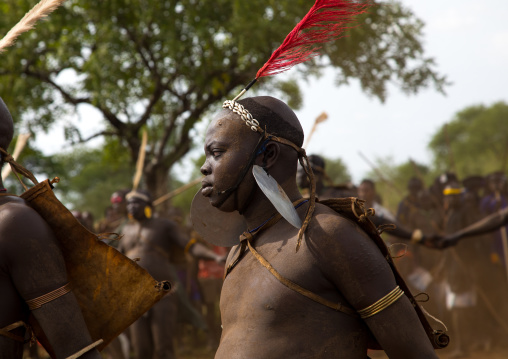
[201,185,213,197]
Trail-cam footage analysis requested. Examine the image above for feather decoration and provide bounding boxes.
[0,0,66,53]
[256,0,370,78]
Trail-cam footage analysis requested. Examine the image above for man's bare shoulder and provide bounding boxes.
[0,196,49,234]
[306,202,395,307]
[0,196,61,268]
[308,202,371,247]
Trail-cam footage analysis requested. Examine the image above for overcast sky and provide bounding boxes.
[295,0,508,182]
[33,0,508,183]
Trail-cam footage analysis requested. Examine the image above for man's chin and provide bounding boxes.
[209,196,237,213]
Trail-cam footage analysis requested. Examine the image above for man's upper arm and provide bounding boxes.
[314,215,397,309]
[3,204,68,299]
[313,214,437,358]
[2,203,101,358]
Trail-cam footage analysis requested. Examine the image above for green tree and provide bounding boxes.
[365,156,430,212]
[429,101,508,178]
[0,0,447,202]
[323,156,351,184]
[8,139,134,219]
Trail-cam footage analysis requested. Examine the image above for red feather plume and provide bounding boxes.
[256,0,371,79]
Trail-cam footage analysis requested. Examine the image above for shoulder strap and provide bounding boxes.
[225,200,357,318]
[245,238,357,317]
[0,321,28,343]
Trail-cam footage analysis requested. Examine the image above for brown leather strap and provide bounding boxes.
[225,207,287,278]
[0,321,26,342]
[65,339,104,359]
[26,283,72,310]
[0,147,39,190]
[245,239,357,317]
[225,197,356,317]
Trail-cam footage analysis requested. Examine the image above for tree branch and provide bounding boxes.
[134,79,165,130]
[156,109,179,162]
[79,130,117,143]
[24,69,90,105]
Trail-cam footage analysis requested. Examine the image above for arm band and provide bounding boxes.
[357,286,404,319]
[26,283,72,310]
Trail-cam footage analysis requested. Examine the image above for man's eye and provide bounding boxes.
[212,150,223,158]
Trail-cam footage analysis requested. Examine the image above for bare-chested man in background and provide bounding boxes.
[119,190,224,359]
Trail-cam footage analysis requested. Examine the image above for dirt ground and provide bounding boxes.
[178,347,508,359]
[177,347,508,359]
[368,348,508,359]
[23,345,508,358]
[23,337,508,358]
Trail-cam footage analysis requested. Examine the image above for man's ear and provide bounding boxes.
[255,141,280,169]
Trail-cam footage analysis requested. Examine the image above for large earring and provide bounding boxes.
[144,206,152,219]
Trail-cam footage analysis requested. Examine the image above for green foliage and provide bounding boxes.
[365,157,430,213]
[20,138,134,220]
[429,101,508,177]
[167,153,205,218]
[0,0,446,188]
[323,156,351,184]
[324,1,448,102]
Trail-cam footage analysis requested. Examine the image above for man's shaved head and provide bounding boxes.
[237,96,304,147]
[0,98,14,164]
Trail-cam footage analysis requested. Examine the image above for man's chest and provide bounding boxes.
[221,238,336,322]
[122,224,161,251]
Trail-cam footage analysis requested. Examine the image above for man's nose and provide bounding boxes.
[201,161,211,176]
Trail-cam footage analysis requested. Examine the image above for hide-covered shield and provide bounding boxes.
[20,179,171,356]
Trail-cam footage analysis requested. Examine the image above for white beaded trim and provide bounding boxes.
[223,100,261,132]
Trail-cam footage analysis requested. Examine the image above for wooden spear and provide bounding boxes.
[132,130,148,192]
[443,123,458,176]
[358,151,403,196]
[1,133,31,179]
[153,177,204,207]
[303,112,328,149]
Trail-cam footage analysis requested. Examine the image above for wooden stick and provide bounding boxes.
[358,151,403,196]
[443,124,458,176]
[132,130,147,191]
[153,177,203,207]
[1,133,31,179]
[303,112,328,149]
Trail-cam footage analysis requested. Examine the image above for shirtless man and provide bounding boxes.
[118,190,223,359]
[198,96,438,358]
[0,97,101,358]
